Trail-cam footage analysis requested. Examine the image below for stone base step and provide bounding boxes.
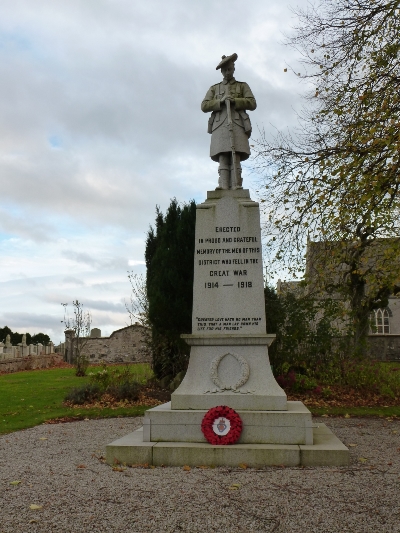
[106,424,349,468]
[144,401,313,445]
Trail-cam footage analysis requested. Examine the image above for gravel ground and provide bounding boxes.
[0,416,399,533]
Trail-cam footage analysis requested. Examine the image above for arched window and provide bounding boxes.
[370,308,390,334]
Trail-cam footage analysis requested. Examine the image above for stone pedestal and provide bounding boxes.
[171,334,286,411]
[107,189,349,467]
[171,189,286,411]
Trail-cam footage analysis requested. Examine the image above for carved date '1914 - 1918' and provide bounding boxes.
[204,281,253,289]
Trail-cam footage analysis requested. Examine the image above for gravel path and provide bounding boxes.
[1,416,399,532]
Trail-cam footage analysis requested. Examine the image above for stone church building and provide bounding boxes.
[277,239,400,361]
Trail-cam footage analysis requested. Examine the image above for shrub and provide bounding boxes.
[276,371,318,393]
[65,363,148,405]
[88,366,113,390]
[312,361,400,398]
[64,383,101,405]
[107,381,142,401]
[265,286,343,377]
[88,363,152,389]
[340,361,400,398]
[293,374,318,393]
[322,387,332,398]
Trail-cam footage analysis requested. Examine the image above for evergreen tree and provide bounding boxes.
[145,198,196,379]
[0,326,12,344]
[0,327,50,345]
[31,333,51,346]
[264,285,284,335]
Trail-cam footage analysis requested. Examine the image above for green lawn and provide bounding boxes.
[1,365,398,435]
[0,365,152,435]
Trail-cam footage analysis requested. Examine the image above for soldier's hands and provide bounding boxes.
[220,95,235,105]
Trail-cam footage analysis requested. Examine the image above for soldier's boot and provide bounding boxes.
[217,166,230,189]
[231,158,243,189]
[216,154,231,190]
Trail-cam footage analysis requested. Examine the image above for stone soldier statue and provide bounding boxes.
[201,53,256,190]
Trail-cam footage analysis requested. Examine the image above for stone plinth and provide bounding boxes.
[106,424,349,468]
[171,334,286,411]
[144,401,313,445]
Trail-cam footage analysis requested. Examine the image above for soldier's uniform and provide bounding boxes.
[201,54,256,189]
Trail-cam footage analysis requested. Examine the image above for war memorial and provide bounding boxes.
[106,54,349,467]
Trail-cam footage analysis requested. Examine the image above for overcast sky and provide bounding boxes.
[0,0,308,343]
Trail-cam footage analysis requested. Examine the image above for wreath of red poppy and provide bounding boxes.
[201,405,243,445]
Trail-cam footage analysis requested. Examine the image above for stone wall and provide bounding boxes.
[386,296,400,334]
[367,335,400,361]
[61,324,150,364]
[0,354,63,374]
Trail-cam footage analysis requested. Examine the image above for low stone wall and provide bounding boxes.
[61,325,150,364]
[0,354,64,374]
[367,335,400,361]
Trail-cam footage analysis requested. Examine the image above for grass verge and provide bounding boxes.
[0,365,152,435]
[2,365,399,435]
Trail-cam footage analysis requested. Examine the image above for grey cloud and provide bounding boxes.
[61,250,129,270]
[62,276,85,286]
[90,282,121,291]
[61,251,97,268]
[77,299,126,314]
[1,274,39,287]
[0,312,62,332]
[0,208,54,242]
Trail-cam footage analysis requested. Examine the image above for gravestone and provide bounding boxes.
[90,328,101,338]
[5,335,12,354]
[106,55,349,467]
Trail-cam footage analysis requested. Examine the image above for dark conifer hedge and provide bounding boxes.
[145,198,196,379]
[0,326,51,346]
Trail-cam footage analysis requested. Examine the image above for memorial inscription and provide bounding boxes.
[196,227,259,297]
[192,200,267,336]
[196,316,262,332]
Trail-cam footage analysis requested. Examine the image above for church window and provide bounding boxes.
[370,308,390,334]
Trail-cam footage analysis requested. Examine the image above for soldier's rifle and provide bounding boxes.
[226,98,238,188]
